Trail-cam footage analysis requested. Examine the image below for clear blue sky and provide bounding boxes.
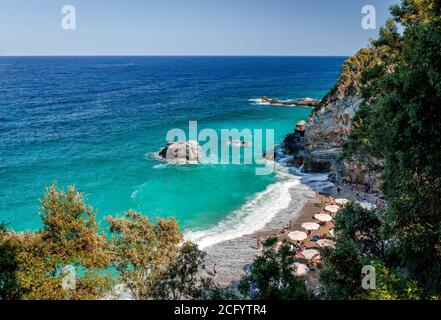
[0,0,398,56]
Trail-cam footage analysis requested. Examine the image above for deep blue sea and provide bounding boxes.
[0,56,344,246]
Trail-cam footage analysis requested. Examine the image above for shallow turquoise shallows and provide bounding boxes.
[0,56,345,233]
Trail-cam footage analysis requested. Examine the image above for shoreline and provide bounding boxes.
[202,180,315,287]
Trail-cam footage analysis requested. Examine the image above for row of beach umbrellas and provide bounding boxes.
[283,198,349,277]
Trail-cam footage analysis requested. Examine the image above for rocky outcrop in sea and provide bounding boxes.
[258,96,320,107]
[159,140,201,164]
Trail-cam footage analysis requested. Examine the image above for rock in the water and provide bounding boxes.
[296,120,306,131]
[283,120,306,154]
[159,140,201,164]
[258,96,319,107]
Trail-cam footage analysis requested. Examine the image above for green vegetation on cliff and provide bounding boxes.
[323,0,441,299]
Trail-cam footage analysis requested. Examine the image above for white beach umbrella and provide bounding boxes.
[358,202,377,211]
[301,222,320,231]
[288,231,307,241]
[292,262,309,276]
[302,249,320,260]
[335,198,349,206]
[325,204,340,214]
[317,239,336,249]
[314,213,333,222]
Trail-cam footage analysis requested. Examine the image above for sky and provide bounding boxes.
[0,0,398,56]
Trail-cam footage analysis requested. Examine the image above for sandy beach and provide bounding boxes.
[201,168,373,293]
[202,178,340,291]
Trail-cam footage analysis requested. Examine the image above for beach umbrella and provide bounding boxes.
[314,213,333,222]
[358,202,377,211]
[292,262,309,276]
[302,249,320,260]
[325,204,340,214]
[317,239,336,249]
[335,198,349,206]
[288,231,307,241]
[301,222,320,231]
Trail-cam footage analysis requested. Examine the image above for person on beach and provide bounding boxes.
[213,263,218,277]
[337,186,342,195]
[256,238,262,250]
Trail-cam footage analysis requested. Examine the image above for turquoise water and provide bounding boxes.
[0,56,344,234]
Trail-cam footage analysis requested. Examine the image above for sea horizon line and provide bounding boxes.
[0,54,350,58]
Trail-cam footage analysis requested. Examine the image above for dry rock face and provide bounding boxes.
[301,93,381,190]
[305,95,363,153]
[280,49,381,183]
[159,140,201,164]
[300,93,364,181]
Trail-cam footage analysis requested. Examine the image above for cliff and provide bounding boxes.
[284,48,383,189]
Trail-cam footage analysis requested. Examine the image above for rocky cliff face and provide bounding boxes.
[284,48,383,190]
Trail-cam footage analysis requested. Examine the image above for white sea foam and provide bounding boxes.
[130,190,138,200]
[153,163,167,169]
[144,151,163,161]
[184,173,301,250]
[184,146,333,250]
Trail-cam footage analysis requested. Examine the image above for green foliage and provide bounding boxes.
[316,47,381,112]
[334,203,386,259]
[238,237,312,300]
[0,226,20,299]
[319,203,386,299]
[0,184,113,300]
[107,210,183,300]
[390,0,441,26]
[319,236,367,300]
[336,0,441,299]
[0,184,217,300]
[151,241,216,300]
[367,260,422,300]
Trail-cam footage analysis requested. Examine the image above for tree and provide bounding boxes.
[0,224,20,299]
[0,184,112,300]
[367,260,422,300]
[151,241,217,300]
[319,236,367,300]
[107,210,183,300]
[336,0,441,299]
[319,203,387,300]
[238,237,312,300]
